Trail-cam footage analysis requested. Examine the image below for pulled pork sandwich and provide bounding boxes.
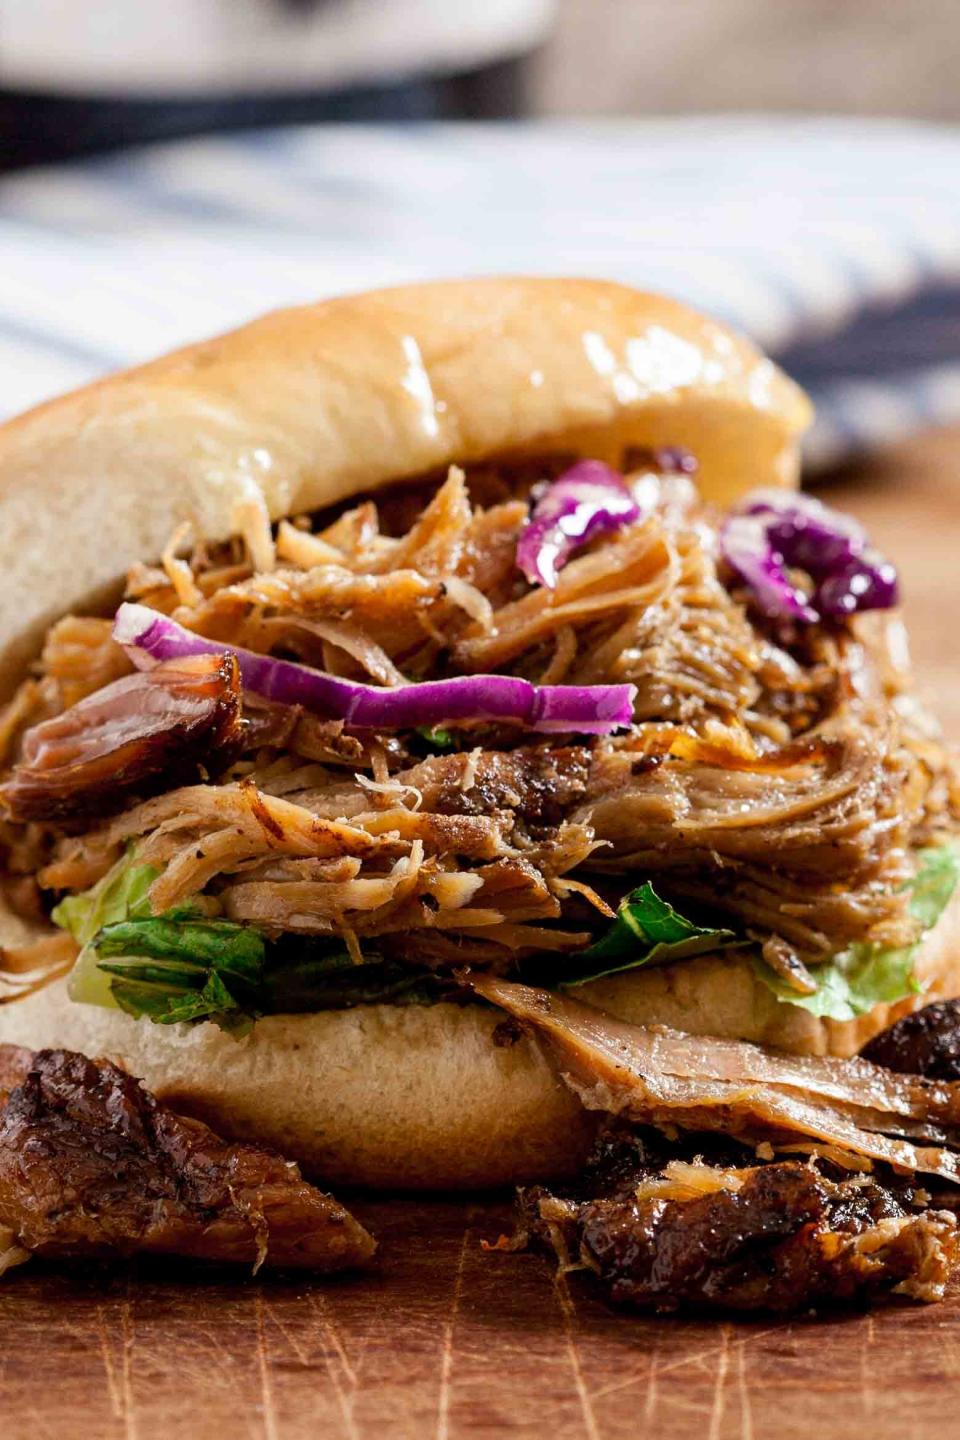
[0,276,958,1211]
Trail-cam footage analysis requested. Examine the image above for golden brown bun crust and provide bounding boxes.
[1,884,957,1189]
[0,276,809,697]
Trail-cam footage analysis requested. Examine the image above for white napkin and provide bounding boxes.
[2,116,959,466]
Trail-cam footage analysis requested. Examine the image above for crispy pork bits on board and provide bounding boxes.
[0,1044,374,1272]
[862,999,960,1082]
[517,1125,958,1314]
[506,999,960,1315]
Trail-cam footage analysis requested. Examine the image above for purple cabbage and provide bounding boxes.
[113,604,636,736]
[720,512,818,624]
[721,488,899,625]
[817,554,899,619]
[516,460,645,589]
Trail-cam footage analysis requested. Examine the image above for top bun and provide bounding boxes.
[0,277,809,697]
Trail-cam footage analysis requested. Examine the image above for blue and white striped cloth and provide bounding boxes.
[2,115,960,468]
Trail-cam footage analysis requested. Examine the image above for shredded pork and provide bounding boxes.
[0,460,957,973]
[0,653,242,823]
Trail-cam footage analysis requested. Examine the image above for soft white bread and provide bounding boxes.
[0,978,597,1188]
[1,886,958,1188]
[0,276,809,698]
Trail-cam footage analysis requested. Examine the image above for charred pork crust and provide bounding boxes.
[519,1125,959,1314]
[862,1000,960,1082]
[402,747,592,834]
[0,653,242,823]
[0,1044,374,1271]
[514,1007,960,1315]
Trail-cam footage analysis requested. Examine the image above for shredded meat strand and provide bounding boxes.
[475,978,960,1181]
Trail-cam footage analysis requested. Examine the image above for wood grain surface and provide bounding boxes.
[1,431,959,1440]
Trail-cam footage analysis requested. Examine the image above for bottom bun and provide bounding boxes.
[1,886,958,1189]
[0,984,598,1188]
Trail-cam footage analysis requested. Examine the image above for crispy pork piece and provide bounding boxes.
[519,1125,959,1313]
[0,653,242,822]
[0,1044,375,1272]
[862,1000,960,1082]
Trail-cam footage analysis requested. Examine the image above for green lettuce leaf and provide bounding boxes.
[550,881,737,988]
[86,915,440,1031]
[93,913,266,1030]
[906,843,959,929]
[753,941,920,1022]
[56,851,164,1010]
[753,845,959,1022]
[52,851,160,946]
[414,725,456,751]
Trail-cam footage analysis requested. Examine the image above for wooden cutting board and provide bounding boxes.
[1,431,959,1440]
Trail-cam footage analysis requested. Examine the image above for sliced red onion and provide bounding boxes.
[721,489,899,625]
[516,460,643,589]
[113,604,636,736]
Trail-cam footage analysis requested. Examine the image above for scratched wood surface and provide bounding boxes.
[1,431,959,1440]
